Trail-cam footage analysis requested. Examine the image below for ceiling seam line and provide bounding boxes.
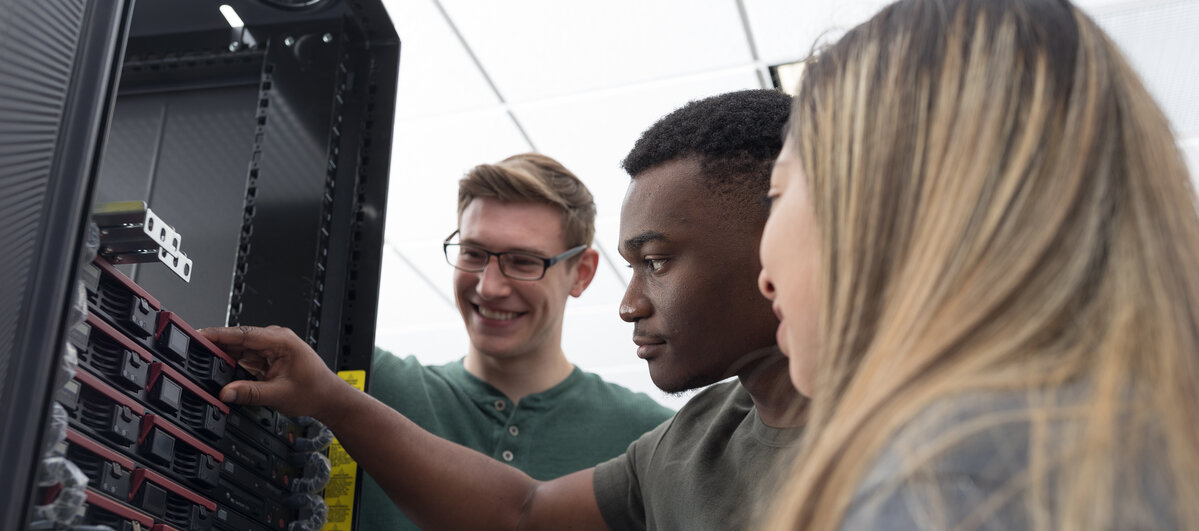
[386,241,457,309]
[429,0,538,151]
[396,62,767,121]
[734,0,769,89]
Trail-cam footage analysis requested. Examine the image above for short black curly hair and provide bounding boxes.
[622,89,792,215]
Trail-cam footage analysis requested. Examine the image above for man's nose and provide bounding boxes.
[619,277,650,322]
[476,258,511,299]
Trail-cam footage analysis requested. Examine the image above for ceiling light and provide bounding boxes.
[769,61,806,97]
[219,4,245,28]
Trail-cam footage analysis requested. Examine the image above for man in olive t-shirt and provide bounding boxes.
[206,90,803,530]
[593,351,802,529]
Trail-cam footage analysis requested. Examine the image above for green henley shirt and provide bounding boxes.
[358,349,674,530]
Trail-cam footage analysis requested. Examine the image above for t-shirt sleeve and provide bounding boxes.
[592,419,672,531]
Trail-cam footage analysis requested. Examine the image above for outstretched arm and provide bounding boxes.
[201,325,609,531]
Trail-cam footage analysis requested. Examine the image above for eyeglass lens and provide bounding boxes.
[451,245,545,279]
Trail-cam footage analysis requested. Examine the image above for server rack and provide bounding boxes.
[0,0,399,528]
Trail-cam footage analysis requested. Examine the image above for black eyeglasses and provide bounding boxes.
[442,230,587,281]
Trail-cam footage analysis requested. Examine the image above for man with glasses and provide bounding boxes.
[359,152,673,530]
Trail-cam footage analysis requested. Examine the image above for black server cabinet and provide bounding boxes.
[1,0,134,528]
[0,0,399,529]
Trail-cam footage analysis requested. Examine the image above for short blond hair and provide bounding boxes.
[457,153,595,249]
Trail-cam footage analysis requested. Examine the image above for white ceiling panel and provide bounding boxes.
[439,0,755,102]
[388,239,458,302]
[1075,0,1185,12]
[1089,0,1199,138]
[594,217,633,285]
[744,0,896,65]
[510,67,762,225]
[385,107,532,244]
[1183,138,1199,178]
[382,0,500,119]
[374,243,462,345]
[562,299,628,366]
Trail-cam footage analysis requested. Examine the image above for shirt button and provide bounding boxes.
[494,400,506,411]
[502,450,514,462]
[508,426,519,437]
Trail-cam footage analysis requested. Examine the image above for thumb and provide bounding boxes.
[219,379,288,409]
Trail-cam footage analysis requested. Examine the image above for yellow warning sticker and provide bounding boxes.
[323,370,365,531]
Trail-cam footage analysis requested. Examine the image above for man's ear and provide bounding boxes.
[570,248,600,297]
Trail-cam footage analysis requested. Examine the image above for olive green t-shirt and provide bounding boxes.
[593,380,803,530]
[358,350,674,530]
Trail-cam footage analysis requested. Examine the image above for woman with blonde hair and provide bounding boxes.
[757,0,1199,528]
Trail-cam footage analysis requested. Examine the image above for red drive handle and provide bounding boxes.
[129,468,217,512]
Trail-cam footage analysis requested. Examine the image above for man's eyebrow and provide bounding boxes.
[622,231,667,253]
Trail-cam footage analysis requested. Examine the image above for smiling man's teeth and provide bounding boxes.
[478,307,519,320]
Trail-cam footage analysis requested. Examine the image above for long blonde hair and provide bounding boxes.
[764,0,1199,529]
